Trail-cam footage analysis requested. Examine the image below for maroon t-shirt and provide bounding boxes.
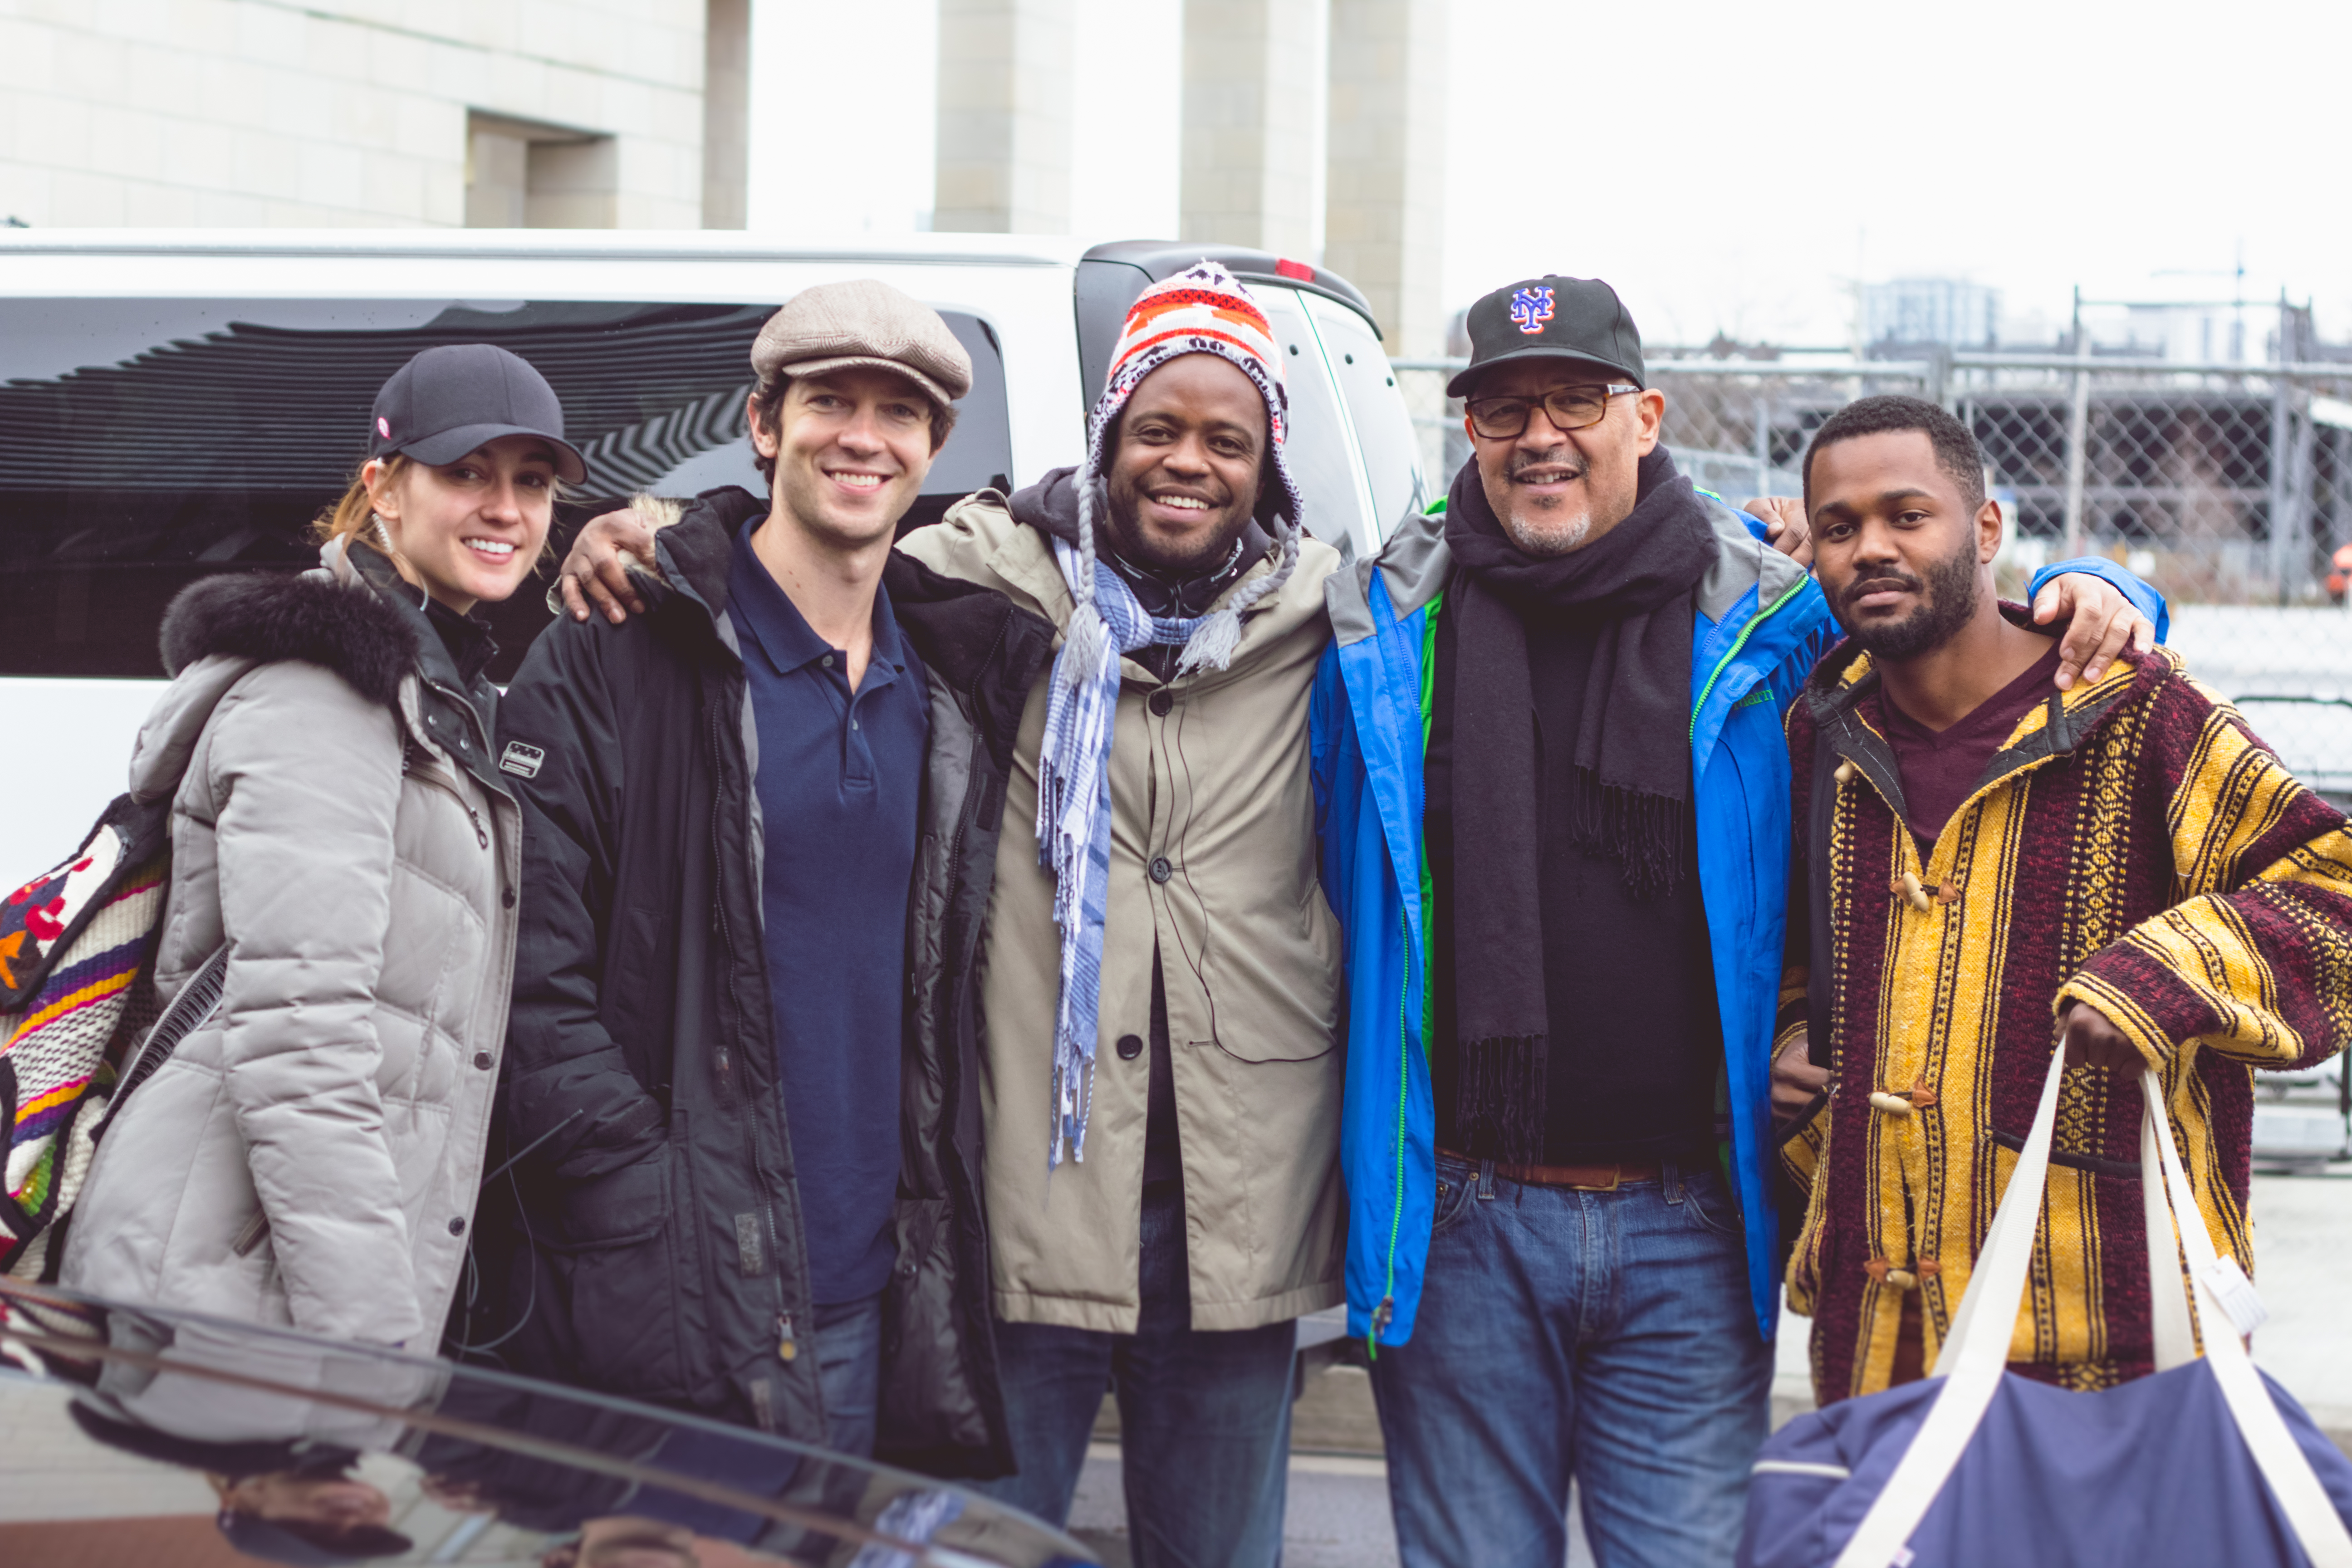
[1877,637,2063,845]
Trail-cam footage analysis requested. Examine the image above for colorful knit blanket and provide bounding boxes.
[0,796,169,1280]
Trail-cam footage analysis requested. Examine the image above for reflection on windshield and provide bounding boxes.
[0,1277,1093,1568]
[0,298,1012,681]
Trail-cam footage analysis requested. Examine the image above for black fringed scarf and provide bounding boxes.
[1441,446,1718,1162]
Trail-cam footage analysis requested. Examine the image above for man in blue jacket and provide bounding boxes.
[1306,275,2166,1568]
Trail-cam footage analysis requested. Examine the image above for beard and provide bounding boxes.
[1838,533,1982,662]
[1101,475,1257,573]
[1501,505,1592,556]
[1494,443,1601,556]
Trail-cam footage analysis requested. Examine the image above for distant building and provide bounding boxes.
[2079,303,2252,364]
[0,0,744,230]
[1863,278,2000,350]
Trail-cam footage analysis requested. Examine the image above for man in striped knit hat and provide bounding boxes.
[900,262,1338,1562]
[558,261,1344,1564]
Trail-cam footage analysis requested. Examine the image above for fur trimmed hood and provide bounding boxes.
[160,569,420,709]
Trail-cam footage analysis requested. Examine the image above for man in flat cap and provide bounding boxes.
[1308,275,2165,1565]
[473,281,1015,1468]
[548,260,1347,1564]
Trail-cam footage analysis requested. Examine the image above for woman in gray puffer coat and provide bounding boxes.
[63,344,582,1351]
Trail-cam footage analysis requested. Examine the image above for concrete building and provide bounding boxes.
[941,0,1451,353]
[933,0,1076,234]
[0,0,1446,348]
[1862,277,2001,350]
[0,0,737,229]
[1179,0,1322,259]
[1320,0,1446,357]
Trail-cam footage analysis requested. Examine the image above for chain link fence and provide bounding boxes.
[1390,355,2352,801]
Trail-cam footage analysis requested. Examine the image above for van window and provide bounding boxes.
[0,299,1011,680]
[1303,294,1429,538]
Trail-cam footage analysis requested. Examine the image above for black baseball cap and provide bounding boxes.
[368,343,587,484]
[1448,276,1645,398]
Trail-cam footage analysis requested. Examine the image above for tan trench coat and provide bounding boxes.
[899,495,1346,1334]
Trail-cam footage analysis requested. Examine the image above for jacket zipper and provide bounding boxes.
[1369,596,1446,1359]
[403,747,490,848]
[706,678,797,1377]
[1367,897,1411,1360]
[940,616,1009,896]
[412,678,500,846]
[706,698,742,1104]
[1689,574,1808,743]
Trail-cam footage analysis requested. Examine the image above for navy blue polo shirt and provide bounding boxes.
[729,519,928,1306]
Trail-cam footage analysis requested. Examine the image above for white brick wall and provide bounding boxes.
[0,0,709,228]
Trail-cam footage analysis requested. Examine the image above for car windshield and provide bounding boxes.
[0,1276,1091,1567]
[0,299,1013,682]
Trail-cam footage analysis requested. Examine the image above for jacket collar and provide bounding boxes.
[1805,610,2174,824]
[885,548,1058,769]
[337,542,512,800]
[650,485,766,625]
[338,541,481,703]
[1329,449,1816,651]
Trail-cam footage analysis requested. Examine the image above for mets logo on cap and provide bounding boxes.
[1509,286,1555,335]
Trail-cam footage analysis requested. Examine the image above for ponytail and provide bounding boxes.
[312,456,423,588]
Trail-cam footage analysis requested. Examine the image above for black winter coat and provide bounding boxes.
[466,488,1049,1478]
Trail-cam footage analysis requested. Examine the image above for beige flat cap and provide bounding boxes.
[750,280,974,408]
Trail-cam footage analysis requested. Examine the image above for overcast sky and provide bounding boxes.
[751,0,2352,349]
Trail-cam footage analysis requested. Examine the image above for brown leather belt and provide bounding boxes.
[1437,1147,1664,1191]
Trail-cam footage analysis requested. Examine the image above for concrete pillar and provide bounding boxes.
[934,0,1076,233]
[1323,0,1448,353]
[702,0,750,228]
[1180,0,1321,255]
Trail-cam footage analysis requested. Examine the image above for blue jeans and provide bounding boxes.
[813,1290,883,1458]
[972,1182,1297,1568]
[1372,1156,1773,1568]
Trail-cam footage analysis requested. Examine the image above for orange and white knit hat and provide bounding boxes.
[1067,260,1307,672]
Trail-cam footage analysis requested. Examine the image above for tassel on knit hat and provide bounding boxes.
[1061,260,1308,682]
[1034,261,1310,1169]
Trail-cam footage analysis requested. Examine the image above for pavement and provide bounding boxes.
[1069,1152,2352,1567]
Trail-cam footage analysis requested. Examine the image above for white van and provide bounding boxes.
[0,230,1428,873]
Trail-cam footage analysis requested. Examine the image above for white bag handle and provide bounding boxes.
[2138,1068,2352,1564]
[1834,1051,2352,1568]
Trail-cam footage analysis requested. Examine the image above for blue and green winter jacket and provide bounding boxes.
[1306,485,2168,1346]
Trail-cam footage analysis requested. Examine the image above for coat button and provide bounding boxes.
[1148,690,1173,717]
[501,886,516,909]
[1149,856,1172,884]
[473,1051,494,1070]
[1116,1034,1144,1060]
[447,1217,466,1236]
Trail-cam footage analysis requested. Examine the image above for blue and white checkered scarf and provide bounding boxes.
[1034,524,1225,1169]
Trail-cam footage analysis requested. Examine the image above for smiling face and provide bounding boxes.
[752,366,939,550]
[1468,359,1663,556]
[1100,354,1270,573]
[1809,428,2002,661]
[364,435,557,613]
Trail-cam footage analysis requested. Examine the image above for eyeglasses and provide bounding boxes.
[1463,384,1640,440]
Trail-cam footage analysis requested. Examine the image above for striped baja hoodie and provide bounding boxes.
[1778,629,2352,1404]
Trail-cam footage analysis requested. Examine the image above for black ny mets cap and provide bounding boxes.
[1448,276,1646,398]
[368,343,587,484]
